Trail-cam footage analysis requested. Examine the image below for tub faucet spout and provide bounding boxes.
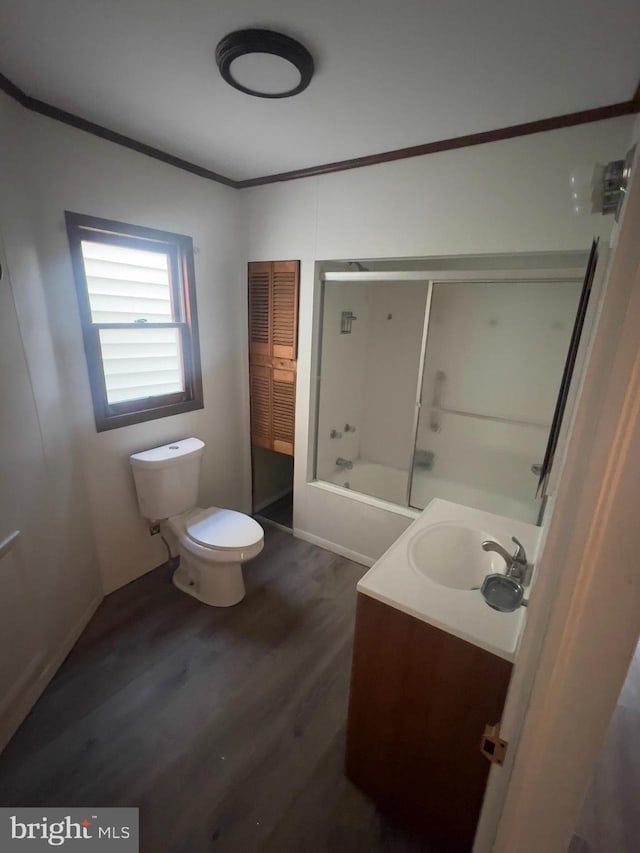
[336,457,353,470]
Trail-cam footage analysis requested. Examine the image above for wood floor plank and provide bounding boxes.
[263,729,433,853]
[0,529,433,853]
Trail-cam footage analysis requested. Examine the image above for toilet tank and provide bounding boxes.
[130,437,205,521]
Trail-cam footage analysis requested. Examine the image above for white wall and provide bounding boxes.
[0,93,102,748]
[244,116,634,564]
[15,109,249,594]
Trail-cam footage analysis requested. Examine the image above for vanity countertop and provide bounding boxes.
[357,499,541,662]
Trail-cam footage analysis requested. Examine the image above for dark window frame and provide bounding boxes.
[65,211,204,431]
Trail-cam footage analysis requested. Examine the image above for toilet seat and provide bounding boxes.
[186,507,263,551]
[166,507,264,566]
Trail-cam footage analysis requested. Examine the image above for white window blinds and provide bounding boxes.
[80,240,185,404]
[81,241,173,323]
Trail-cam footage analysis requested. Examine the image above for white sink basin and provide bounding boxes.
[357,500,540,661]
[407,523,503,590]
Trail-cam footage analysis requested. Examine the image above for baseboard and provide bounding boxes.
[255,515,292,534]
[293,528,375,568]
[253,488,293,514]
[0,594,102,753]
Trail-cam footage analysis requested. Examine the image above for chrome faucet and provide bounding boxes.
[335,457,353,470]
[482,536,532,586]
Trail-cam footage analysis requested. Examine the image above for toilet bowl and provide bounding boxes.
[129,437,264,608]
[165,507,264,607]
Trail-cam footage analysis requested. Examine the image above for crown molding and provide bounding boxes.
[0,72,237,188]
[1,71,639,191]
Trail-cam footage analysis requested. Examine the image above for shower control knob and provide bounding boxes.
[344,423,356,433]
[330,429,342,439]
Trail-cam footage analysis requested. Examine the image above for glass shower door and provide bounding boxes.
[409,279,582,523]
[314,278,428,505]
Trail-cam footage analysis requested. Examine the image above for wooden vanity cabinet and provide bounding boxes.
[346,593,512,853]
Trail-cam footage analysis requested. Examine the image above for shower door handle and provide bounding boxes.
[432,370,446,407]
[430,370,446,432]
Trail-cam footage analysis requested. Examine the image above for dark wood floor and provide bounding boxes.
[0,528,431,853]
[255,492,294,530]
[573,641,640,853]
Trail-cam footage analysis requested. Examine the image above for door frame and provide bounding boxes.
[474,144,640,853]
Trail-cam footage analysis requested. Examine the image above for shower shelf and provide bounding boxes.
[426,406,550,430]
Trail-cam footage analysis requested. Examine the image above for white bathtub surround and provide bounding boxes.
[409,469,540,525]
[357,499,541,661]
[330,459,540,524]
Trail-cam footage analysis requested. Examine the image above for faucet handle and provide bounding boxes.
[511,536,527,565]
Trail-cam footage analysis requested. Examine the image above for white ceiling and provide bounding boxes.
[1,0,639,181]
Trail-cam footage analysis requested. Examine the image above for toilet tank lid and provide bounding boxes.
[130,437,205,469]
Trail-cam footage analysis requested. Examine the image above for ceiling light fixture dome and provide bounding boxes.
[215,28,314,99]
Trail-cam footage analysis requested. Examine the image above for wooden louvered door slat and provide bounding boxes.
[249,364,272,449]
[248,260,299,457]
[271,261,298,360]
[272,368,296,456]
[248,261,271,358]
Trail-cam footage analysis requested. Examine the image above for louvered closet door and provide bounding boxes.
[272,368,296,456]
[248,261,271,358]
[271,261,299,360]
[249,364,272,449]
[248,260,299,457]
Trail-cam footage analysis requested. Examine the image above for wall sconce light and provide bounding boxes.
[570,145,636,220]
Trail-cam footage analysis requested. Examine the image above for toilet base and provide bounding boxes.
[172,559,245,607]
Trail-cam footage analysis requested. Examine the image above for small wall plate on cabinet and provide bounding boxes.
[480,722,508,765]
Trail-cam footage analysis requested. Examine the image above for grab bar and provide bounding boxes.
[427,406,550,430]
[0,529,20,560]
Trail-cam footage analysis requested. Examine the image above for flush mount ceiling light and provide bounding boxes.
[215,28,314,99]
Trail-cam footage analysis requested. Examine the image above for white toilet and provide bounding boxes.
[130,437,264,607]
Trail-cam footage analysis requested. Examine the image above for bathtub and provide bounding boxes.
[328,459,539,524]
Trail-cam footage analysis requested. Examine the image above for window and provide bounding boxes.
[65,212,203,431]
